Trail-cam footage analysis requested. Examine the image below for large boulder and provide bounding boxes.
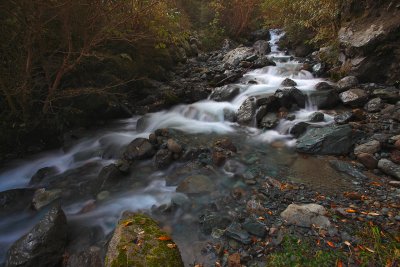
[249,29,271,41]
[105,212,183,267]
[123,138,155,160]
[336,76,358,92]
[209,84,241,102]
[280,204,331,229]
[339,89,368,107]
[237,97,257,125]
[6,206,68,267]
[253,40,271,56]
[296,125,353,155]
[0,188,36,216]
[223,47,254,66]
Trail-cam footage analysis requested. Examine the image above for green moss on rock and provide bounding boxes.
[105,213,184,267]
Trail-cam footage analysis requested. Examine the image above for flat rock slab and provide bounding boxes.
[296,125,353,155]
[280,204,331,229]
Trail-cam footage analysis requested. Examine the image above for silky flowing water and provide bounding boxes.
[0,30,355,265]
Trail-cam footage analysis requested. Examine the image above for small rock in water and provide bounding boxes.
[315,82,334,91]
[337,76,358,92]
[242,218,267,237]
[339,89,368,107]
[357,153,378,169]
[364,98,384,112]
[378,159,400,180]
[32,188,62,210]
[225,222,252,244]
[167,139,182,154]
[29,166,58,185]
[97,191,110,201]
[153,149,173,169]
[309,112,325,122]
[176,175,215,194]
[280,78,297,87]
[123,138,155,160]
[334,112,353,124]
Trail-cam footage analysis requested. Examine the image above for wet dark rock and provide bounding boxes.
[237,97,257,125]
[378,159,400,180]
[66,246,103,267]
[176,175,215,194]
[364,98,384,112]
[253,57,276,68]
[280,204,331,229]
[255,95,280,111]
[315,82,335,91]
[214,138,237,153]
[337,76,358,92]
[274,87,306,109]
[123,138,155,160]
[0,188,36,216]
[354,140,381,155]
[329,160,367,180]
[29,167,59,185]
[209,85,241,102]
[242,218,267,237]
[339,89,368,107]
[309,112,325,122]
[280,78,297,87]
[32,188,62,210]
[153,149,173,169]
[373,88,399,103]
[334,112,353,124]
[308,90,340,109]
[296,125,353,155]
[259,113,279,129]
[212,150,227,167]
[6,206,67,267]
[290,122,310,138]
[200,212,232,235]
[225,222,252,245]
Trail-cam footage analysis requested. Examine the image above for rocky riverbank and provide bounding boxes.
[0,28,399,267]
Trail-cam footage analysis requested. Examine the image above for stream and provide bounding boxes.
[0,30,356,266]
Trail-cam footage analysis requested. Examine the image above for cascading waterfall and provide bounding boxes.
[0,30,340,264]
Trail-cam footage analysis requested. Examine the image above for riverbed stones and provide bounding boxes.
[209,84,241,102]
[0,188,36,216]
[6,206,68,267]
[176,175,215,194]
[225,222,252,245]
[337,76,358,92]
[290,122,310,138]
[167,139,182,154]
[308,90,340,109]
[237,97,257,125]
[357,153,378,169]
[315,82,335,91]
[105,212,183,267]
[378,159,400,180]
[296,125,353,155]
[253,40,271,56]
[259,113,279,129]
[309,112,324,122]
[339,89,368,107]
[280,204,331,229]
[29,167,59,185]
[364,98,384,112]
[223,47,254,66]
[242,218,267,237]
[123,138,155,160]
[274,87,306,109]
[354,140,381,155]
[373,88,399,103]
[153,149,173,169]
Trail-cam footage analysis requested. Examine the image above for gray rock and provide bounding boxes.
[29,167,59,185]
[334,112,353,124]
[259,113,279,129]
[199,212,231,234]
[167,139,182,154]
[315,82,335,91]
[237,97,257,125]
[329,160,367,180]
[6,206,68,267]
[296,125,353,155]
[364,98,384,112]
[290,122,311,138]
[176,175,215,194]
[253,40,271,56]
[225,222,252,244]
[308,90,340,109]
[337,76,358,92]
[354,140,381,155]
[209,85,241,102]
[309,112,325,122]
[223,47,254,66]
[280,78,297,87]
[274,87,306,109]
[66,246,103,267]
[339,89,368,107]
[280,204,331,229]
[249,29,271,41]
[242,218,267,237]
[32,188,62,210]
[123,138,155,160]
[378,159,400,180]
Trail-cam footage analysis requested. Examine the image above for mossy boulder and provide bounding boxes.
[105,212,184,267]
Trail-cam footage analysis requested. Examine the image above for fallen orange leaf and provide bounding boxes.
[370,182,382,187]
[157,235,172,241]
[346,209,357,213]
[337,259,344,267]
[122,220,133,227]
[327,241,335,248]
